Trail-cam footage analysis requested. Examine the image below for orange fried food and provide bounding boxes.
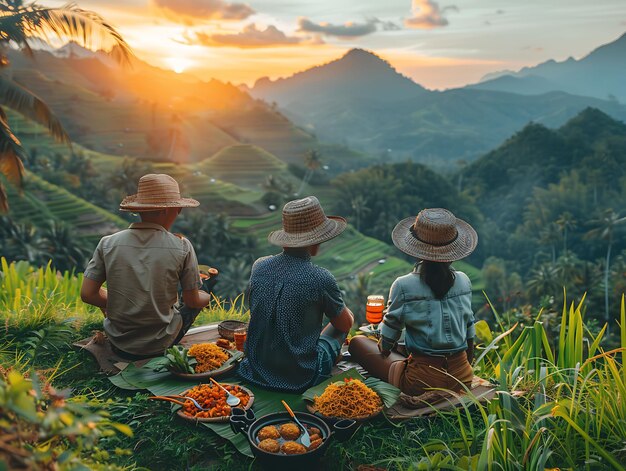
[188,343,229,373]
[313,378,382,419]
[181,384,250,419]
[258,438,281,453]
[215,338,232,349]
[308,427,321,437]
[281,441,307,455]
[257,425,280,441]
[308,438,323,451]
[279,422,301,440]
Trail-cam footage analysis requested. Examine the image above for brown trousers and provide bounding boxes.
[389,351,473,397]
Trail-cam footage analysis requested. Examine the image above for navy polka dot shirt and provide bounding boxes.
[238,250,344,392]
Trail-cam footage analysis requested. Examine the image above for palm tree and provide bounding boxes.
[584,209,626,330]
[539,223,561,264]
[526,263,560,301]
[555,212,577,253]
[0,0,133,211]
[350,194,370,232]
[296,149,322,195]
[41,220,90,272]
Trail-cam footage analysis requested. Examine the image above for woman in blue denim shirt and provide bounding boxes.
[349,208,478,396]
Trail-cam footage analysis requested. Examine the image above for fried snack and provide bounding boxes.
[258,438,281,453]
[309,433,321,442]
[181,384,250,419]
[313,378,383,419]
[281,441,307,455]
[257,425,280,441]
[279,422,301,440]
[188,343,229,373]
[309,427,321,437]
[308,438,323,451]
[215,338,232,349]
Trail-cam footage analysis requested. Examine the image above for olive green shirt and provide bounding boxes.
[84,222,201,356]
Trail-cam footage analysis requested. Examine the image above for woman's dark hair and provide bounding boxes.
[418,260,455,299]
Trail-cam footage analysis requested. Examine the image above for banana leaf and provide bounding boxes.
[109,358,305,458]
[301,368,400,409]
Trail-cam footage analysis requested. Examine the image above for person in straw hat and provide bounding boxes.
[349,208,478,397]
[238,196,355,392]
[80,174,212,359]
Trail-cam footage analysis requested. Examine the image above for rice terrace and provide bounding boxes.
[1,1,626,470]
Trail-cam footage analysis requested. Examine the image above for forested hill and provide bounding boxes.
[463,108,626,227]
[462,107,626,272]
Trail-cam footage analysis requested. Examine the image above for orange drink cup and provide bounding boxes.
[366,295,385,325]
[234,329,247,352]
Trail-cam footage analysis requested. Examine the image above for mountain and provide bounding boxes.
[252,48,427,107]
[470,32,626,102]
[250,47,626,166]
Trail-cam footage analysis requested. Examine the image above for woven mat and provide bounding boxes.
[385,376,495,420]
[72,324,221,375]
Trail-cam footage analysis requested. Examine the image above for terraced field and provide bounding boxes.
[200,144,294,190]
[7,173,126,243]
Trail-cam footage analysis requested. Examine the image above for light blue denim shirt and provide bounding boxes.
[380,268,475,355]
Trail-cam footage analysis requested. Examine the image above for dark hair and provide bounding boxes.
[418,260,455,299]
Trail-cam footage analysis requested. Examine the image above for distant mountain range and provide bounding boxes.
[250,35,626,165]
[470,33,626,103]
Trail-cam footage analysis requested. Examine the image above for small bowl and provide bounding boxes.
[218,320,248,341]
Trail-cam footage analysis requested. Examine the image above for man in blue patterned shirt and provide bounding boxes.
[238,196,355,392]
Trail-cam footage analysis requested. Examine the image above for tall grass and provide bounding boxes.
[416,292,626,470]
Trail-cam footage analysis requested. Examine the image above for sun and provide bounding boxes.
[165,57,192,74]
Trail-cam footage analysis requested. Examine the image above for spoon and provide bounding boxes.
[209,377,241,407]
[149,395,210,411]
[281,400,311,447]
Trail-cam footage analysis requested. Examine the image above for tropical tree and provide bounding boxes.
[350,194,370,232]
[584,209,626,330]
[40,220,90,272]
[526,263,560,301]
[539,223,561,264]
[555,211,577,253]
[0,0,133,211]
[295,149,322,195]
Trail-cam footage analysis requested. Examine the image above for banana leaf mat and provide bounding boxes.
[109,363,399,458]
[73,325,221,375]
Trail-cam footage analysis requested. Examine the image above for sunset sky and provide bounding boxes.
[47,0,626,89]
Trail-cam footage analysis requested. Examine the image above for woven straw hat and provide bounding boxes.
[268,196,347,248]
[119,174,199,212]
[391,208,477,262]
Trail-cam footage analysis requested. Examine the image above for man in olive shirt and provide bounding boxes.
[81,174,211,358]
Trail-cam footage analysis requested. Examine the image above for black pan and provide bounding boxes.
[230,407,360,470]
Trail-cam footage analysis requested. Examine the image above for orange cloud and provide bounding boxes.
[404,0,458,29]
[152,0,254,23]
[184,24,319,48]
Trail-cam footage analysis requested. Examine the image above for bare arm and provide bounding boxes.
[81,277,108,314]
[329,306,354,334]
[182,289,212,310]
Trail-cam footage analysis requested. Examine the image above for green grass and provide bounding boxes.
[2,260,626,470]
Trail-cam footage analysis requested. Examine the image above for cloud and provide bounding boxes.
[297,17,401,38]
[152,0,254,22]
[184,24,312,48]
[404,0,458,29]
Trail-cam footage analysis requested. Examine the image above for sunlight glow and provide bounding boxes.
[165,57,193,74]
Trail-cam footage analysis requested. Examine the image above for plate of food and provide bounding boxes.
[159,343,243,379]
[304,378,384,422]
[176,383,254,423]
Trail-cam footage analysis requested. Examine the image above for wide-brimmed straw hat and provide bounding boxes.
[391,208,477,262]
[268,196,347,248]
[119,174,199,212]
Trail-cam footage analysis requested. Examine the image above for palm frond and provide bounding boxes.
[0,75,69,143]
[0,106,26,212]
[1,3,134,66]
